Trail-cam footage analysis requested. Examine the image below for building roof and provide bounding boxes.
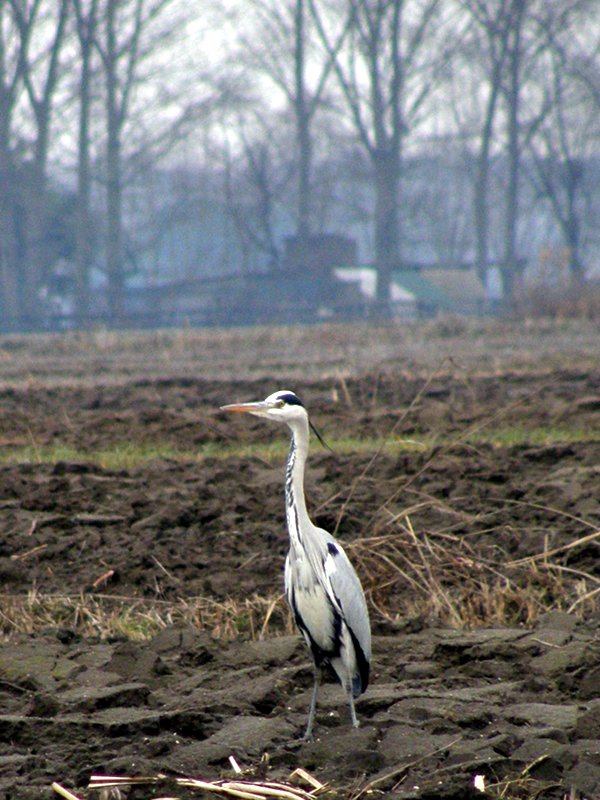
[335,268,415,303]
[392,269,452,309]
[394,268,486,312]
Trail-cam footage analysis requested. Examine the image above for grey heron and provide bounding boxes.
[221,390,371,740]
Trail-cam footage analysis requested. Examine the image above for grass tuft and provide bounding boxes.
[348,507,599,629]
[0,590,295,642]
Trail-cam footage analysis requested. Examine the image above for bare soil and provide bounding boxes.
[0,323,599,800]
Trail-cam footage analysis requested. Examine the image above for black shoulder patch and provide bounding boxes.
[327,542,339,556]
[279,392,304,407]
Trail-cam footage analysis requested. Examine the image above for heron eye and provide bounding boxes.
[275,399,285,408]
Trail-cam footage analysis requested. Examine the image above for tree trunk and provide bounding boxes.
[0,92,19,327]
[19,110,52,329]
[22,0,69,328]
[74,83,93,324]
[474,121,492,288]
[502,0,525,306]
[0,153,19,329]
[474,54,504,287]
[294,0,311,240]
[106,118,124,321]
[564,160,584,285]
[373,147,400,314]
[105,0,124,322]
[22,162,48,328]
[73,0,97,326]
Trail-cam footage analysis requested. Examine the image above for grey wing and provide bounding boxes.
[321,532,371,663]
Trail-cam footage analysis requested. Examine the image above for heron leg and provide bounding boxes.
[303,667,321,741]
[347,687,360,728]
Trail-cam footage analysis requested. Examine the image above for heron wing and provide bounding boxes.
[285,549,339,656]
[320,532,371,664]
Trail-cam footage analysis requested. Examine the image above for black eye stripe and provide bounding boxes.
[277,392,304,407]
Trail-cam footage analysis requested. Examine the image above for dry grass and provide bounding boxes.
[348,508,599,629]
[0,589,295,642]
[52,766,328,800]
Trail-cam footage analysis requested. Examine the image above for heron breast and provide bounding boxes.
[293,582,338,652]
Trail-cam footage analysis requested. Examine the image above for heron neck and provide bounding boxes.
[285,418,311,548]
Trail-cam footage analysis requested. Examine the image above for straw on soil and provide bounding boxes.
[52,767,329,800]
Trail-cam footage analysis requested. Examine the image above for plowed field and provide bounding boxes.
[1,321,599,800]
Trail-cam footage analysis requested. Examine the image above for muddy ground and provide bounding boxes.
[0,325,599,800]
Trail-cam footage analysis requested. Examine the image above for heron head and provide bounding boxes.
[221,390,331,450]
[220,390,307,424]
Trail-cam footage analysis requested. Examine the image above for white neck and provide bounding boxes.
[284,416,312,550]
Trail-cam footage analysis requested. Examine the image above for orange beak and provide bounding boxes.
[220,401,269,414]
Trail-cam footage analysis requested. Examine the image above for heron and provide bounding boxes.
[220,390,370,740]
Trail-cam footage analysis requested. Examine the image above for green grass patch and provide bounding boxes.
[467,424,599,448]
[0,442,198,471]
[0,424,596,469]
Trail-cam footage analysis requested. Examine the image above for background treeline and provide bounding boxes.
[1,0,599,329]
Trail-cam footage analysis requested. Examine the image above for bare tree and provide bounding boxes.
[457,1,513,286]
[311,0,444,312]
[222,109,297,272]
[0,0,29,327]
[238,1,349,245]
[94,0,224,321]
[13,0,70,324]
[498,0,600,301]
[95,0,139,321]
[526,2,600,285]
[457,0,566,303]
[501,0,528,302]
[0,0,70,327]
[93,0,175,321]
[72,0,99,324]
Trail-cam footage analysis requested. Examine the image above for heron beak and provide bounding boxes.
[220,401,270,415]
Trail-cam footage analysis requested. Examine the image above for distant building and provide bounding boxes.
[335,265,488,318]
[335,268,417,318]
[122,234,367,326]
